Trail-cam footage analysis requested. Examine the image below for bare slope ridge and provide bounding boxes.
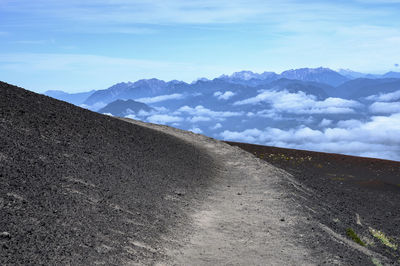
[1,81,394,265]
[0,81,216,265]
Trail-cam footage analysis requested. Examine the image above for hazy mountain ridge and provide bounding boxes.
[45,89,96,105]
[338,69,400,80]
[98,99,152,117]
[44,67,400,161]
[79,68,400,108]
[280,67,349,87]
[334,78,400,99]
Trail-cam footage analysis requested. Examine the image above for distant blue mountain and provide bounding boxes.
[82,68,347,109]
[45,90,96,105]
[83,79,186,107]
[343,79,400,100]
[382,71,400,79]
[218,68,349,87]
[218,71,279,86]
[47,68,400,113]
[338,69,370,79]
[98,99,152,117]
[338,69,400,80]
[280,67,349,87]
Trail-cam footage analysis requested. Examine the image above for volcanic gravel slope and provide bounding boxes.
[0,81,217,265]
[228,141,400,265]
[1,81,398,265]
[123,119,396,266]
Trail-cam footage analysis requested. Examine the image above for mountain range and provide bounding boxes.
[43,67,400,161]
[73,67,400,108]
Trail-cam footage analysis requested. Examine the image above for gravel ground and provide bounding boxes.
[228,141,400,265]
[0,81,217,265]
[1,81,398,265]
[125,119,390,265]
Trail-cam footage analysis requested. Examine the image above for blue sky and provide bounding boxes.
[1,0,400,92]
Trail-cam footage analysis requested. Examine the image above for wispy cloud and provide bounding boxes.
[76,26,158,35]
[12,40,48,44]
[3,0,398,27]
[1,0,269,25]
[0,53,230,92]
[1,0,400,90]
[0,53,185,71]
[355,0,400,4]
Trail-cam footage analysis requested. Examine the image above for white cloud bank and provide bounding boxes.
[189,127,203,134]
[366,90,400,102]
[369,102,400,114]
[176,105,243,119]
[319,118,332,127]
[214,91,236,100]
[234,90,362,114]
[136,93,184,104]
[187,116,211,123]
[147,114,183,125]
[211,123,222,130]
[220,113,400,161]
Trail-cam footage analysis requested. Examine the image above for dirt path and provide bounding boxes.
[122,119,340,265]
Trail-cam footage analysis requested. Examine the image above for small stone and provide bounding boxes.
[237,192,242,195]
[280,218,285,222]
[0,232,11,239]
[174,191,185,196]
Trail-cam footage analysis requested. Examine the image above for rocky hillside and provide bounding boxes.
[0,81,216,265]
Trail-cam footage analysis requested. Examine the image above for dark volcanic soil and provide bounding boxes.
[2,80,400,265]
[227,141,400,264]
[0,81,217,265]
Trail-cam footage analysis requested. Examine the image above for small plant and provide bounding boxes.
[346,228,365,246]
[369,227,398,250]
[371,257,383,266]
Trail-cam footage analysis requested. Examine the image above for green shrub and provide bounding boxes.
[346,228,365,246]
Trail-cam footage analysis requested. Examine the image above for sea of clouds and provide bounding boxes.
[110,88,400,161]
